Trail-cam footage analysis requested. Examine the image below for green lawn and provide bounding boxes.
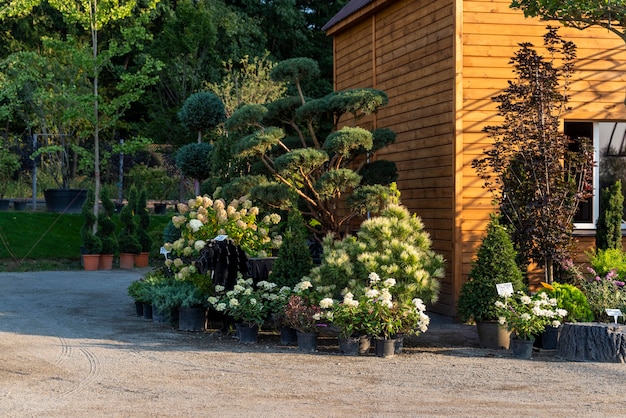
[0,211,172,271]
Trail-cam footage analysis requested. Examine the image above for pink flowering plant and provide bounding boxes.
[582,267,626,320]
[495,290,567,341]
[162,195,283,280]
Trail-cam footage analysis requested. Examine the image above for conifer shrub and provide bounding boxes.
[457,216,526,323]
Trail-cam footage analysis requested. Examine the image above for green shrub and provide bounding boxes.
[308,203,445,304]
[596,180,623,250]
[268,210,313,288]
[457,216,526,323]
[538,282,594,322]
[586,248,626,279]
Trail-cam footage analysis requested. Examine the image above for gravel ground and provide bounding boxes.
[1,269,626,417]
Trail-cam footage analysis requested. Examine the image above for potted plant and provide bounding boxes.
[208,277,272,344]
[494,290,567,359]
[268,210,313,289]
[162,195,283,282]
[536,281,594,349]
[134,187,152,267]
[456,216,525,349]
[96,187,118,270]
[0,145,21,210]
[282,280,326,351]
[118,186,141,268]
[356,273,430,358]
[80,189,102,270]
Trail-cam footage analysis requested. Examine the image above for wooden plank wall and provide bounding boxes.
[462,0,626,294]
[333,0,457,315]
[330,0,626,316]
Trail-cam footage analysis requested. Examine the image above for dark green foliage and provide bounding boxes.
[163,220,181,245]
[472,27,593,280]
[223,61,398,236]
[371,128,397,153]
[538,282,594,322]
[136,188,152,252]
[118,186,141,254]
[81,189,102,255]
[327,88,388,118]
[596,180,623,250]
[457,217,526,323]
[178,91,226,134]
[323,127,372,157]
[175,142,213,181]
[268,210,313,289]
[97,187,118,255]
[270,58,320,85]
[224,104,267,131]
[359,160,398,186]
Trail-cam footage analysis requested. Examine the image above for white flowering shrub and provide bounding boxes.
[309,204,445,304]
[162,195,283,280]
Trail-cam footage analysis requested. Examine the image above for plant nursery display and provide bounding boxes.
[495,290,567,342]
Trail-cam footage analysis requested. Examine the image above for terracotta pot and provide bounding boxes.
[82,254,100,271]
[119,253,135,269]
[134,252,149,268]
[98,254,114,270]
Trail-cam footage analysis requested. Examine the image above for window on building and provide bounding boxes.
[566,121,626,229]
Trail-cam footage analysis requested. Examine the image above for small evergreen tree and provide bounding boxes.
[268,210,313,288]
[118,186,141,254]
[96,187,118,255]
[81,189,102,255]
[135,187,152,253]
[457,216,526,323]
[596,180,623,250]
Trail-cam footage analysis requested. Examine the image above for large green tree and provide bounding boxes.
[224,58,399,237]
[0,0,163,227]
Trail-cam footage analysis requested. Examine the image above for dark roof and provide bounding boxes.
[322,0,374,31]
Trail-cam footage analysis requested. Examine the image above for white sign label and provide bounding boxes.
[214,234,228,241]
[606,309,623,324]
[496,282,514,297]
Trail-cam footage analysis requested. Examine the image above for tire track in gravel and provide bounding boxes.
[56,344,101,400]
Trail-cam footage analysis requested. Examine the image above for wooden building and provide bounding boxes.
[323,0,626,315]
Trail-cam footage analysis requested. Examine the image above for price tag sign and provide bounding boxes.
[214,234,228,241]
[496,282,514,297]
[605,309,623,324]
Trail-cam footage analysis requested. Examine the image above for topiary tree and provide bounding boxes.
[135,187,152,253]
[175,142,213,196]
[472,27,594,283]
[96,187,118,255]
[81,189,102,255]
[178,91,226,143]
[223,57,399,238]
[457,216,526,323]
[596,180,623,251]
[268,210,313,289]
[308,203,445,304]
[118,186,141,255]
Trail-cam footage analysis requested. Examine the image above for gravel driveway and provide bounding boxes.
[1,269,626,417]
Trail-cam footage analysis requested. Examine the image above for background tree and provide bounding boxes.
[596,179,624,250]
[511,0,626,43]
[0,0,163,227]
[472,27,594,283]
[224,57,398,237]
